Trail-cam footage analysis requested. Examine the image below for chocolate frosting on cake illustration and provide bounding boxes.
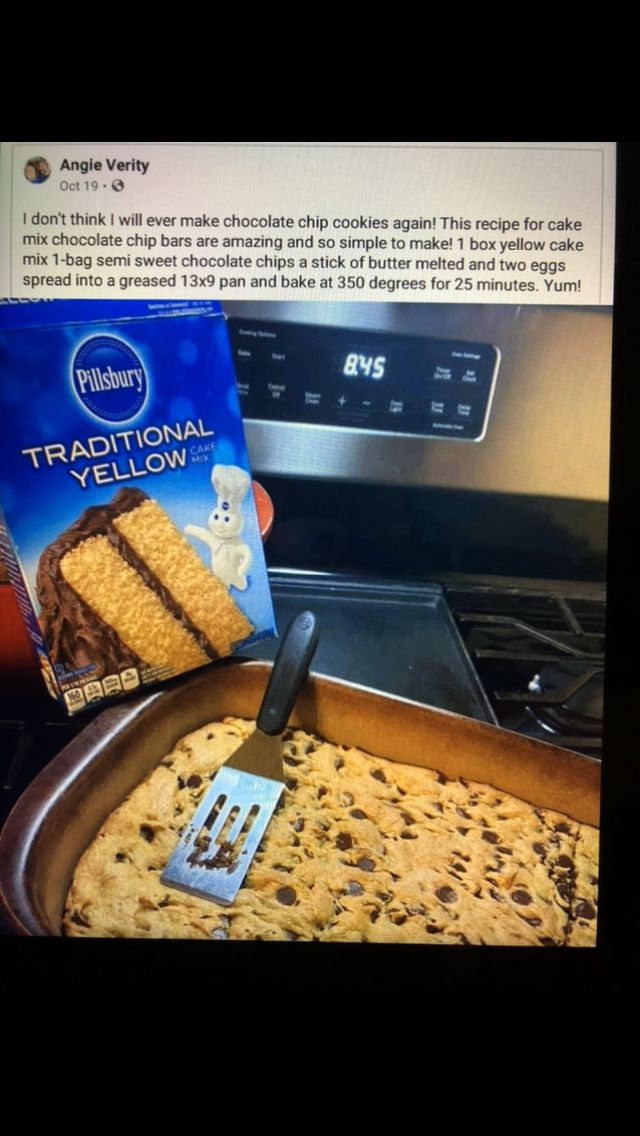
[37,488,253,680]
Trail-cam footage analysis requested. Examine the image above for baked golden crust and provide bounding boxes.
[63,718,599,945]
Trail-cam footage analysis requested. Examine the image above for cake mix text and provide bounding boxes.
[20,418,214,489]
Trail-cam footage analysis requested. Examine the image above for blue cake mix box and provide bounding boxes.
[0,298,276,714]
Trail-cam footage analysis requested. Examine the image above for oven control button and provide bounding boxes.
[461,368,478,383]
[433,366,452,381]
[388,399,404,414]
[236,381,251,398]
[304,390,322,407]
[267,382,287,400]
[456,403,472,418]
[430,399,445,415]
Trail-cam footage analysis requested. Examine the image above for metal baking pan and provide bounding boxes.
[0,660,599,936]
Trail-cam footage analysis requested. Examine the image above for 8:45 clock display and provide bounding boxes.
[342,353,386,379]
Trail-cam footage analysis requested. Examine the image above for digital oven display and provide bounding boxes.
[228,318,500,441]
[342,353,386,380]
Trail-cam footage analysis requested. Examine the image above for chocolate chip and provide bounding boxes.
[285,778,297,790]
[274,864,292,873]
[557,854,573,868]
[539,937,557,947]
[187,774,202,789]
[434,801,443,813]
[512,889,532,906]
[341,792,354,807]
[489,888,502,901]
[335,757,344,770]
[70,910,91,927]
[303,742,316,754]
[376,891,391,902]
[335,832,353,851]
[400,812,415,825]
[317,786,327,799]
[160,759,174,769]
[556,880,572,902]
[357,857,375,872]
[276,886,297,906]
[176,776,185,790]
[426,924,441,934]
[533,842,546,857]
[523,916,541,927]
[452,862,467,873]
[396,786,407,797]
[590,875,598,886]
[436,771,448,784]
[392,914,407,925]
[114,852,127,863]
[436,886,457,904]
[456,806,471,819]
[575,900,596,920]
[482,830,499,844]
[206,732,214,740]
[456,826,470,836]
[284,755,300,767]
[293,817,304,833]
[285,929,299,940]
[371,769,386,783]
[346,881,364,896]
[350,809,368,820]
[555,822,571,834]
[369,909,380,923]
[291,835,300,848]
[139,825,154,843]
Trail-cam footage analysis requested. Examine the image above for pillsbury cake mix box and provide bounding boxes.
[0,298,276,713]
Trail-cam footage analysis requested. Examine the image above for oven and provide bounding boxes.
[0,298,609,935]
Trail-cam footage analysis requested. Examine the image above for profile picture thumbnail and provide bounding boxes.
[24,157,51,184]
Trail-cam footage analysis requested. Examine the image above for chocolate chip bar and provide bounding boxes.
[63,718,598,945]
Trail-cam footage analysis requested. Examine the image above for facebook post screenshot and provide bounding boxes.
[0,143,620,982]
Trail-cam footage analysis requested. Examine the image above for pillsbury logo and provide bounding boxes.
[71,335,148,423]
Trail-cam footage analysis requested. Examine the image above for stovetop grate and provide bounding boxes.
[446,584,605,758]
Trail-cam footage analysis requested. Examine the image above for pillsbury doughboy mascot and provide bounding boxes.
[185,464,252,591]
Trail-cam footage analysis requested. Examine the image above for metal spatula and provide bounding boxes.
[161,610,319,906]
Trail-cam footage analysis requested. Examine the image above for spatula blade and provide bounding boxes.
[161,765,284,905]
[161,610,319,907]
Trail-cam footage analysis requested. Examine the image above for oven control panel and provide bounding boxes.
[228,318,500,441]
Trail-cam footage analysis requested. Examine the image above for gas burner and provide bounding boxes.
[527,663,604,736]
[446,583,606,759]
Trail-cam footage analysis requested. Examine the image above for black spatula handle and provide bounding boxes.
[257,611,320,736]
